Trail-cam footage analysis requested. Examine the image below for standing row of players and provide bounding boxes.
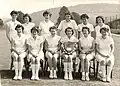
[6,10,114,83]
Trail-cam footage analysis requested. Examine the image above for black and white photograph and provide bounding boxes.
[0,0,120,86]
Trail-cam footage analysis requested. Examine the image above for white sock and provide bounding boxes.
[18,62,24,78]
[31,64,35,78]
[35,64,40,78]
[13,62,18,76]
[100,66,106,78]
[107,66,112,79]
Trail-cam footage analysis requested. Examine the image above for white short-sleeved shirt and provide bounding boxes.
[22,22,35,37]
[95,23,111,38]
[45,35,61,52]
[78,23,94,37]
[39,20,54,35]
[6,20,21,38]
[11,34,27,53]
[79,35,94,52]
[27,36,45,55]
[96,36,114,55]
[58,20,78,37]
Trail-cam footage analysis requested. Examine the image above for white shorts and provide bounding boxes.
[96,53,114,66]
[80,52,95,61]
[27,51,44,61]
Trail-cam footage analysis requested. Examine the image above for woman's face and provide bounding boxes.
[16,27,23,34]
[66,29,73,37]
[44,14,50,20]
[82,29,89,37]
[97,18,103,24]
[65,14,71,21]
[82,18,88,24]
[11,14,17,20]
[32,30,38,37]
[50,29,56,36]
[24,16,29,23]
[101,29,108,37]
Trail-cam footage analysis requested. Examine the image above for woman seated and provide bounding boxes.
[78,27,95,81]
[60,27,78,80]
[96,27,114,82]
[27,26,44,80]
[45,26,61,79]
[11,24,27,80]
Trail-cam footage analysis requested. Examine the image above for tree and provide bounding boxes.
[16,11,24,24]
[72,12,81,25]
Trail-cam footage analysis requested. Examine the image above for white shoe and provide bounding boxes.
[86,74,90,81]
[31,76,35,80]
[102,77,106,82]
[106,77,111,82]
[68,72,73,80]
[53,70,57,79]
[13,76,18,80]
[49,70,53,79]
[35,76,40,80]
[81,73,85,81]
[18,76,22,80]
[64,72,68,80]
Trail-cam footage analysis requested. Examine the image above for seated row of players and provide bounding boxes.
[6,10,114,82]
[11,24,114,83]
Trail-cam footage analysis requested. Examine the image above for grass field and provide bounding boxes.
[0,30,120,86]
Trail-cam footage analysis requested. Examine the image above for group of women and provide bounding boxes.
[6,10,114,83]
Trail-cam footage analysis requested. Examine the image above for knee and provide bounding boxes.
[107,60,111,66]
[68,56,72,62]
[63,55,68,61]
[100,60,105,66]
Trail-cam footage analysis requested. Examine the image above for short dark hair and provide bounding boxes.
[65,11,71,16]
[80,14,89,19]
[10,10,18,16]
[15,24,24,32]
[96,16,104,24]
[43,11,52,17]
[23,14,32,22]
[49,26,57,32]
[100,27,109,33]
[82,27,90,34]
[31,26,39,33]
[65,27,74,35]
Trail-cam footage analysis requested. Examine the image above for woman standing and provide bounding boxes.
[96,27,114,82]
[27,26,44,80]
[58,12,78,37]
[78,14,94,39]
[11,24,27,80]
[78,27,95,81]
[6,10,21,43]
[60,27,78,80]
[95,16,111,39]
[22,14,35,37]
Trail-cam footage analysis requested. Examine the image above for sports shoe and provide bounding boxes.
[13,76,18,80]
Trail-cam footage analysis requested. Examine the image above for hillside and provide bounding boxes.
[30,4,120,25]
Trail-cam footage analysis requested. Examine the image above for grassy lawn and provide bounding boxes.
[0,30,120,86]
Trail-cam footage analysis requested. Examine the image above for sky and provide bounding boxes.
[0,0,120,19]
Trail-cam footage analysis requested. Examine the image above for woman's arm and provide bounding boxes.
[5,24,11,43]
